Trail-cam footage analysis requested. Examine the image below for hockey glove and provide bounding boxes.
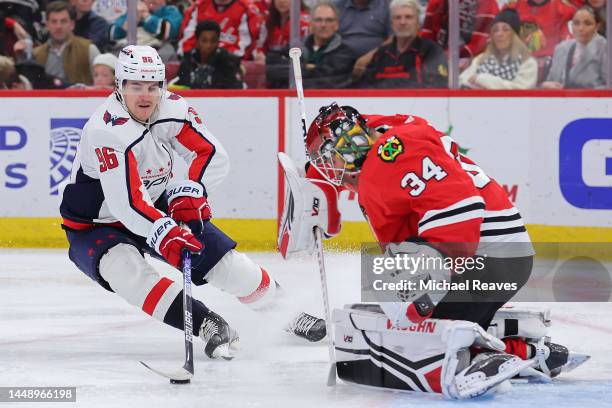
[166,180,212,228]
[147,217,203,268]
[277,153,342,259]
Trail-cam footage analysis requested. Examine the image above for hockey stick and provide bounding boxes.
[141,249,194,384]
[289,47,337,386]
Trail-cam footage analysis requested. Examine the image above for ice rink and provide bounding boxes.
[1,249,611,408]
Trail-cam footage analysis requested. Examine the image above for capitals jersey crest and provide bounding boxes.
[103,111,129,126]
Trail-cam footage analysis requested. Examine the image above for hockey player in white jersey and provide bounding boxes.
[60,45,324,361]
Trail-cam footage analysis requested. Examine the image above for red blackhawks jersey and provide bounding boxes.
[179,0,264,58]
[60,93,229,237]
[357,114,534,258]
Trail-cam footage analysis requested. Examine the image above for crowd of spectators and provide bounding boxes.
[0,0,608,89]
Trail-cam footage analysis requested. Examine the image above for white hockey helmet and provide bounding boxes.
[114,45,167,122]
[115,45,166,87]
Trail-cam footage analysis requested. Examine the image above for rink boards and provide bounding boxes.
[0,89,611,248]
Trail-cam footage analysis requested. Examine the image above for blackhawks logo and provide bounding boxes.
[377,135,404,162]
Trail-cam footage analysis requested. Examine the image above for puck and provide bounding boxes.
[170,379,191,384]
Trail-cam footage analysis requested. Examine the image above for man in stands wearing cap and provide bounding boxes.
[459,9,538,89]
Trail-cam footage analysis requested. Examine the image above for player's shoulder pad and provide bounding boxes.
[85,97,141,151]
[157,91,189,120]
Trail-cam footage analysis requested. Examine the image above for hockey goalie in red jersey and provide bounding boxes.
[277,102,589,398]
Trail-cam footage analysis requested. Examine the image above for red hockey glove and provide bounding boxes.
[147,217,203,268]
[166,180,211,227]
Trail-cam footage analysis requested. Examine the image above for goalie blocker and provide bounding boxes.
[333,306,534,399]
[277,152,341,258]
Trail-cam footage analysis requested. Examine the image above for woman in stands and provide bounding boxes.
[542,6,607,89]
[459,9,537,89]
[262,0,309,55]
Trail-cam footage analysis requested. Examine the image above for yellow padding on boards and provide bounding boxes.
[1,219,612,255]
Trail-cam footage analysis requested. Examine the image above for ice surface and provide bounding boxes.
[1,249,611,408]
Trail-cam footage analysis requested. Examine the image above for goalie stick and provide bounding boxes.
[288,47,337,386]
[141,249,194,384]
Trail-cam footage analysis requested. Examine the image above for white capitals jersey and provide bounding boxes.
[60,92,229,238]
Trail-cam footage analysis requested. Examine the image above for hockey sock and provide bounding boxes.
[162,291,210,336]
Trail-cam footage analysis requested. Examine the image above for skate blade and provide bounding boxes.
[562,352,590,373]
[211,338,240,360]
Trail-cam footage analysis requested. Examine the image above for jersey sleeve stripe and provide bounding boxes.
[176,121,216,183]
[418,196,484,228]
[480,226,527,237]
[125,150,164,222]
[480,219,525,231]
[483,208,519,218]
[418,208,485,235]
[482,212,522,223]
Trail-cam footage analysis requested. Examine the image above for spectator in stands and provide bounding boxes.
[333,0,390,58]
[174,20,244,88]
[92,0,126,23]
[0,54,32,88]
[357,0,447,88]
[459,9,536,89]
[266,1,355,88]
[421,0,499,60]
[111,0,182,60]
[31,1,100,85]
[91,52,117,88]
[504,0,575,59]
[179,0,264,60]
[264,0,310,54]
[585,0,606,37]
[1,12,31,59]
[0,0,43,40]
[72,0,110,51]
[543,6,607,88]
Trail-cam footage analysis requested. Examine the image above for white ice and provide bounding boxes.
[1,249,611,408]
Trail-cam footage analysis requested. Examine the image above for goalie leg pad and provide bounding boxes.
[206,249,277,310]
[488,307,551,340]
[333,306,522,399]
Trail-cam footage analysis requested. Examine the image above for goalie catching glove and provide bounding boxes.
[277,152,341,258]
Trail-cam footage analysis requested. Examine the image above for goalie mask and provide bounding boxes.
[306,103,374,186]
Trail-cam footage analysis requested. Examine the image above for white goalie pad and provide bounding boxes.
[277,152,340,259]
[333,306,533,399]
[488,306,551,340]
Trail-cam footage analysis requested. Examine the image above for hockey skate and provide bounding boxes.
[450,352,535,399]
[286,312,327,342]
[199,311,240,360]
[529,339,590,378]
